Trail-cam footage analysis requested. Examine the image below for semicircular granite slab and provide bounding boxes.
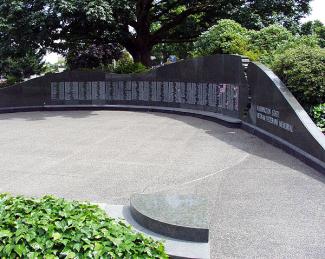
[130,194,209,242]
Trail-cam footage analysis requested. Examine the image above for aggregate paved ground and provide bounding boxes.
[0,111,324,258]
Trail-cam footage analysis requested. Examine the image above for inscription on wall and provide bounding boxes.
[51,81,240,113]
[256,105,294,132]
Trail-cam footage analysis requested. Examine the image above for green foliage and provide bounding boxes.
[0,194,168,258]
[44,59,66,74]
[194,20,251,57]
[312,104,325,131]
[251,25,294,53]
[300,20,325,47]
[113,54,148,74]
[0,53,44,85]
[0,0,49,83]
[272,46,325,107]
[250,25,294,64]
[66,43,123,70]
[0,0,312,66]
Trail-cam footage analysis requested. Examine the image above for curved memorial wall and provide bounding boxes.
[0,54,324,172]
[244,63,325,172]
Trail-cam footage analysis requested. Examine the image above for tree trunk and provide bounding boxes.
[125,40,153,67]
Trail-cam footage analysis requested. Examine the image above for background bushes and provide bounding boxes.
[271,45,325,107]
[194,20,254,59]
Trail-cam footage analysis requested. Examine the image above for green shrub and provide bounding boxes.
[260,35,320,66]
[249,25,295,65]
[312,103,325,131]
[251,25,294,54]
[194,19,254,58]
[3,75,19,86]
[114,61,148,74]
[113,53,148,74]
[300,20,325,48]
[271,46,325,107]
[0,194,168,258]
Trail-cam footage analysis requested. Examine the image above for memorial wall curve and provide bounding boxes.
[0,54,324,172]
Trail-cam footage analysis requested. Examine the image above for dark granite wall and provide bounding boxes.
[245,62,325,167]
[0,55,247,119]
[0,54,323,170]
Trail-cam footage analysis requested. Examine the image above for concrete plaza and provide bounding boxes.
[0,111,324,258]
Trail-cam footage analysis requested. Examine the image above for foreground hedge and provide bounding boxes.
[0,194,168,258]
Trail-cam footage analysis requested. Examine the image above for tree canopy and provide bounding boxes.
[300,20,325,47]
[0,0,312,70]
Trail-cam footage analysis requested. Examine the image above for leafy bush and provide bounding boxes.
[114,61,148,74]
[271,46,325,107]
[250,25,294,57]
[0,194,168,258]
[194,19,256,59]
[113,53,148,74]
[312,103,325,131]
[300,20,325,48]
[260,34,319,67]
[194,21,322,65]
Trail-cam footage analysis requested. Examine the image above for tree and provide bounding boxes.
[300,20,325,47]
[193,20,251,57]
[0,0,54,82]
[66,42,123,70]
[0,52,44,84]
[0,0,312,67]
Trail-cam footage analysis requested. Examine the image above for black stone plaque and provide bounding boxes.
[64,82,72,101]
[86,82,92,100]
[138,81,149,101]
[78,82,86,100]
[151,81,162,102]
[125,81,132,101]
[91,82,99,100]
[169,82,175,103]
[106,81,113,101]
[72,82,79,101]
[186,83,196,105]
[51,82,58,101]
[99,81,106,100]
[59,82,65,101]
[131,81,138,100]
[175,82,182,103]
[219,84,227,109]
[198,83,208,106]
[112,81,119,100]
[143,81,150,101]
[208,84,217,107]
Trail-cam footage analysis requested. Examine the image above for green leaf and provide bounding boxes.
[14,244,26,257]
[0,230,12,238]
[52,232,62,241]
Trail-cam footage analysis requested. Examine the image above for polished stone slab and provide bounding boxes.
[98,204,210,259]
[130,194,209,242]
